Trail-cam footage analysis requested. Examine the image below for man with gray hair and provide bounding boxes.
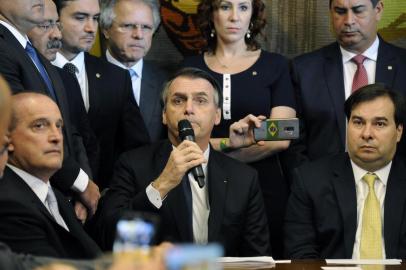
[93,68,269,256]
[53,0,150,190]
[100,0,167,142]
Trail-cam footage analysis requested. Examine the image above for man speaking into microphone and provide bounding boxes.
[92,68,270,256]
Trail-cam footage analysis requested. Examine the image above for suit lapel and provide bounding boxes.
[332,154,357,258]
[383,158,406,258]
[84,54,101,116]
[0,25,50,95]
[324,43,346,148]
[207,149,227,242]
[4,168,58,226]
[375,39,397,90]
[140,63,159,125]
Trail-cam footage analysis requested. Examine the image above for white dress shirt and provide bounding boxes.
[350,160,391,259]
[0,20,88,193]
[52,52,90,111]
[146,145,210,244]
[341,37,379,100]
[7,164,70,231]
[105,50,143,105]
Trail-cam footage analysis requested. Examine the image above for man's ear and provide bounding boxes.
[396,124,403,142]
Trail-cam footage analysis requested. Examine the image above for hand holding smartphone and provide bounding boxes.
[253,118,299,141]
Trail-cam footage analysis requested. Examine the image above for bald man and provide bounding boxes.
[0,92,101,259]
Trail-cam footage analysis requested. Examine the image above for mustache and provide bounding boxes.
[47,39,62,50]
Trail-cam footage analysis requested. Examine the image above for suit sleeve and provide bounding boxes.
[280,59,311,185]
[240,171,271,256]
[284,167,319,258]
[89,151,156,250]
[0,47,26,92]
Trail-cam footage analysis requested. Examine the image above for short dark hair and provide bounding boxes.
[161,67,222,109]
[344,83,406,127]
[196,0,266,52]
[329,0,380,8]
[54,0,101,13]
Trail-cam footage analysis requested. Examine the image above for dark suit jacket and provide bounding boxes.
[57,68,99,178]
[285,153,406,259]
[92,140,269,256]
[0,167,102,259]
[283,39,406,170]
[139,60,167,142]
[84,54,150,189]
[0,23,91,190]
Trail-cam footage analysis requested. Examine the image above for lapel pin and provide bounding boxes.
[388,66,393,70]
[223,180,228,184]
[252,71,257,76]
[96,73,101,78]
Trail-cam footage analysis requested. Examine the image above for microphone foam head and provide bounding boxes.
[178,119,194,140]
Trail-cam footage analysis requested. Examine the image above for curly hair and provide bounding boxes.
[197,0,266,52]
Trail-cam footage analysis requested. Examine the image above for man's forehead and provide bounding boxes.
[351,97,395,118]
[169,77,214,95]
[332,0,371,7]
[62,0,100,13]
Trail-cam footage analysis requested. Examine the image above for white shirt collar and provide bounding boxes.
[0,20,29,48]
[6,164,50,204]
[52,51,85,74]
[350,159,391,187]
[105,49,143,78]
[341,36,380,64]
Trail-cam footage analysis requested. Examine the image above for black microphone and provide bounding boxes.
[178,119,205,188]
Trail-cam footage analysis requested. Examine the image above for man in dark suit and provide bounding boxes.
[100,0,167,142]
[92,68,270,256]
[284,0,406,171]
[0,92,101,259]
[285,84,406,259]
[53,0,150,190]
[0,0,100,216]
[27,0,100,208]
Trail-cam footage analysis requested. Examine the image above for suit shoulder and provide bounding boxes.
[295,153,348,177]
[212,149,257,176]
[293,42,338,64]
[85,53,129,75]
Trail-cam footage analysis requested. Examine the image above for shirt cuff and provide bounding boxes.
[71,169,89,193]
[146,183,163,209]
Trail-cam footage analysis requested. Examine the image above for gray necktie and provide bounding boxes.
[46,187,69,231]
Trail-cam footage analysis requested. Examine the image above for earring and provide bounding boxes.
[246,29,251,39]
[246,22,253,39]
[210,29,215,38]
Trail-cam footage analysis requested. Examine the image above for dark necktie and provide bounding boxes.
[182,174,193,239]
[63,63,78,76]
[351,55,369,92]
[25,42,57,100]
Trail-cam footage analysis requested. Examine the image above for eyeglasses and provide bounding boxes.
[114,22,154,34]
[37,21,63,32]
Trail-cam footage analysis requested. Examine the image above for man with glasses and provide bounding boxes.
[100,0,167,142]
[53,0,150,190]
[0,0,101,218]
[28,0,100,222]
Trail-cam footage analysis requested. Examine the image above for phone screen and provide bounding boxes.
[113,217,155,252]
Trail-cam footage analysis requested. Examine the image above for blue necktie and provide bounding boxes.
[25,42,57,100]
[182,174,193,239]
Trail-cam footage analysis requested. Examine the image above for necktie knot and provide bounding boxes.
[362,173,377,190]
[63,63,78,75]
[128,69,138,79]
[352,55,367,66]
[25,42,36,56]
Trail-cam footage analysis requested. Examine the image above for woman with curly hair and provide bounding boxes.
[182,0,296,258]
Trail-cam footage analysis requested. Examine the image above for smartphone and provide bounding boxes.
[254,118,299,141]
[113,212,159,253]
